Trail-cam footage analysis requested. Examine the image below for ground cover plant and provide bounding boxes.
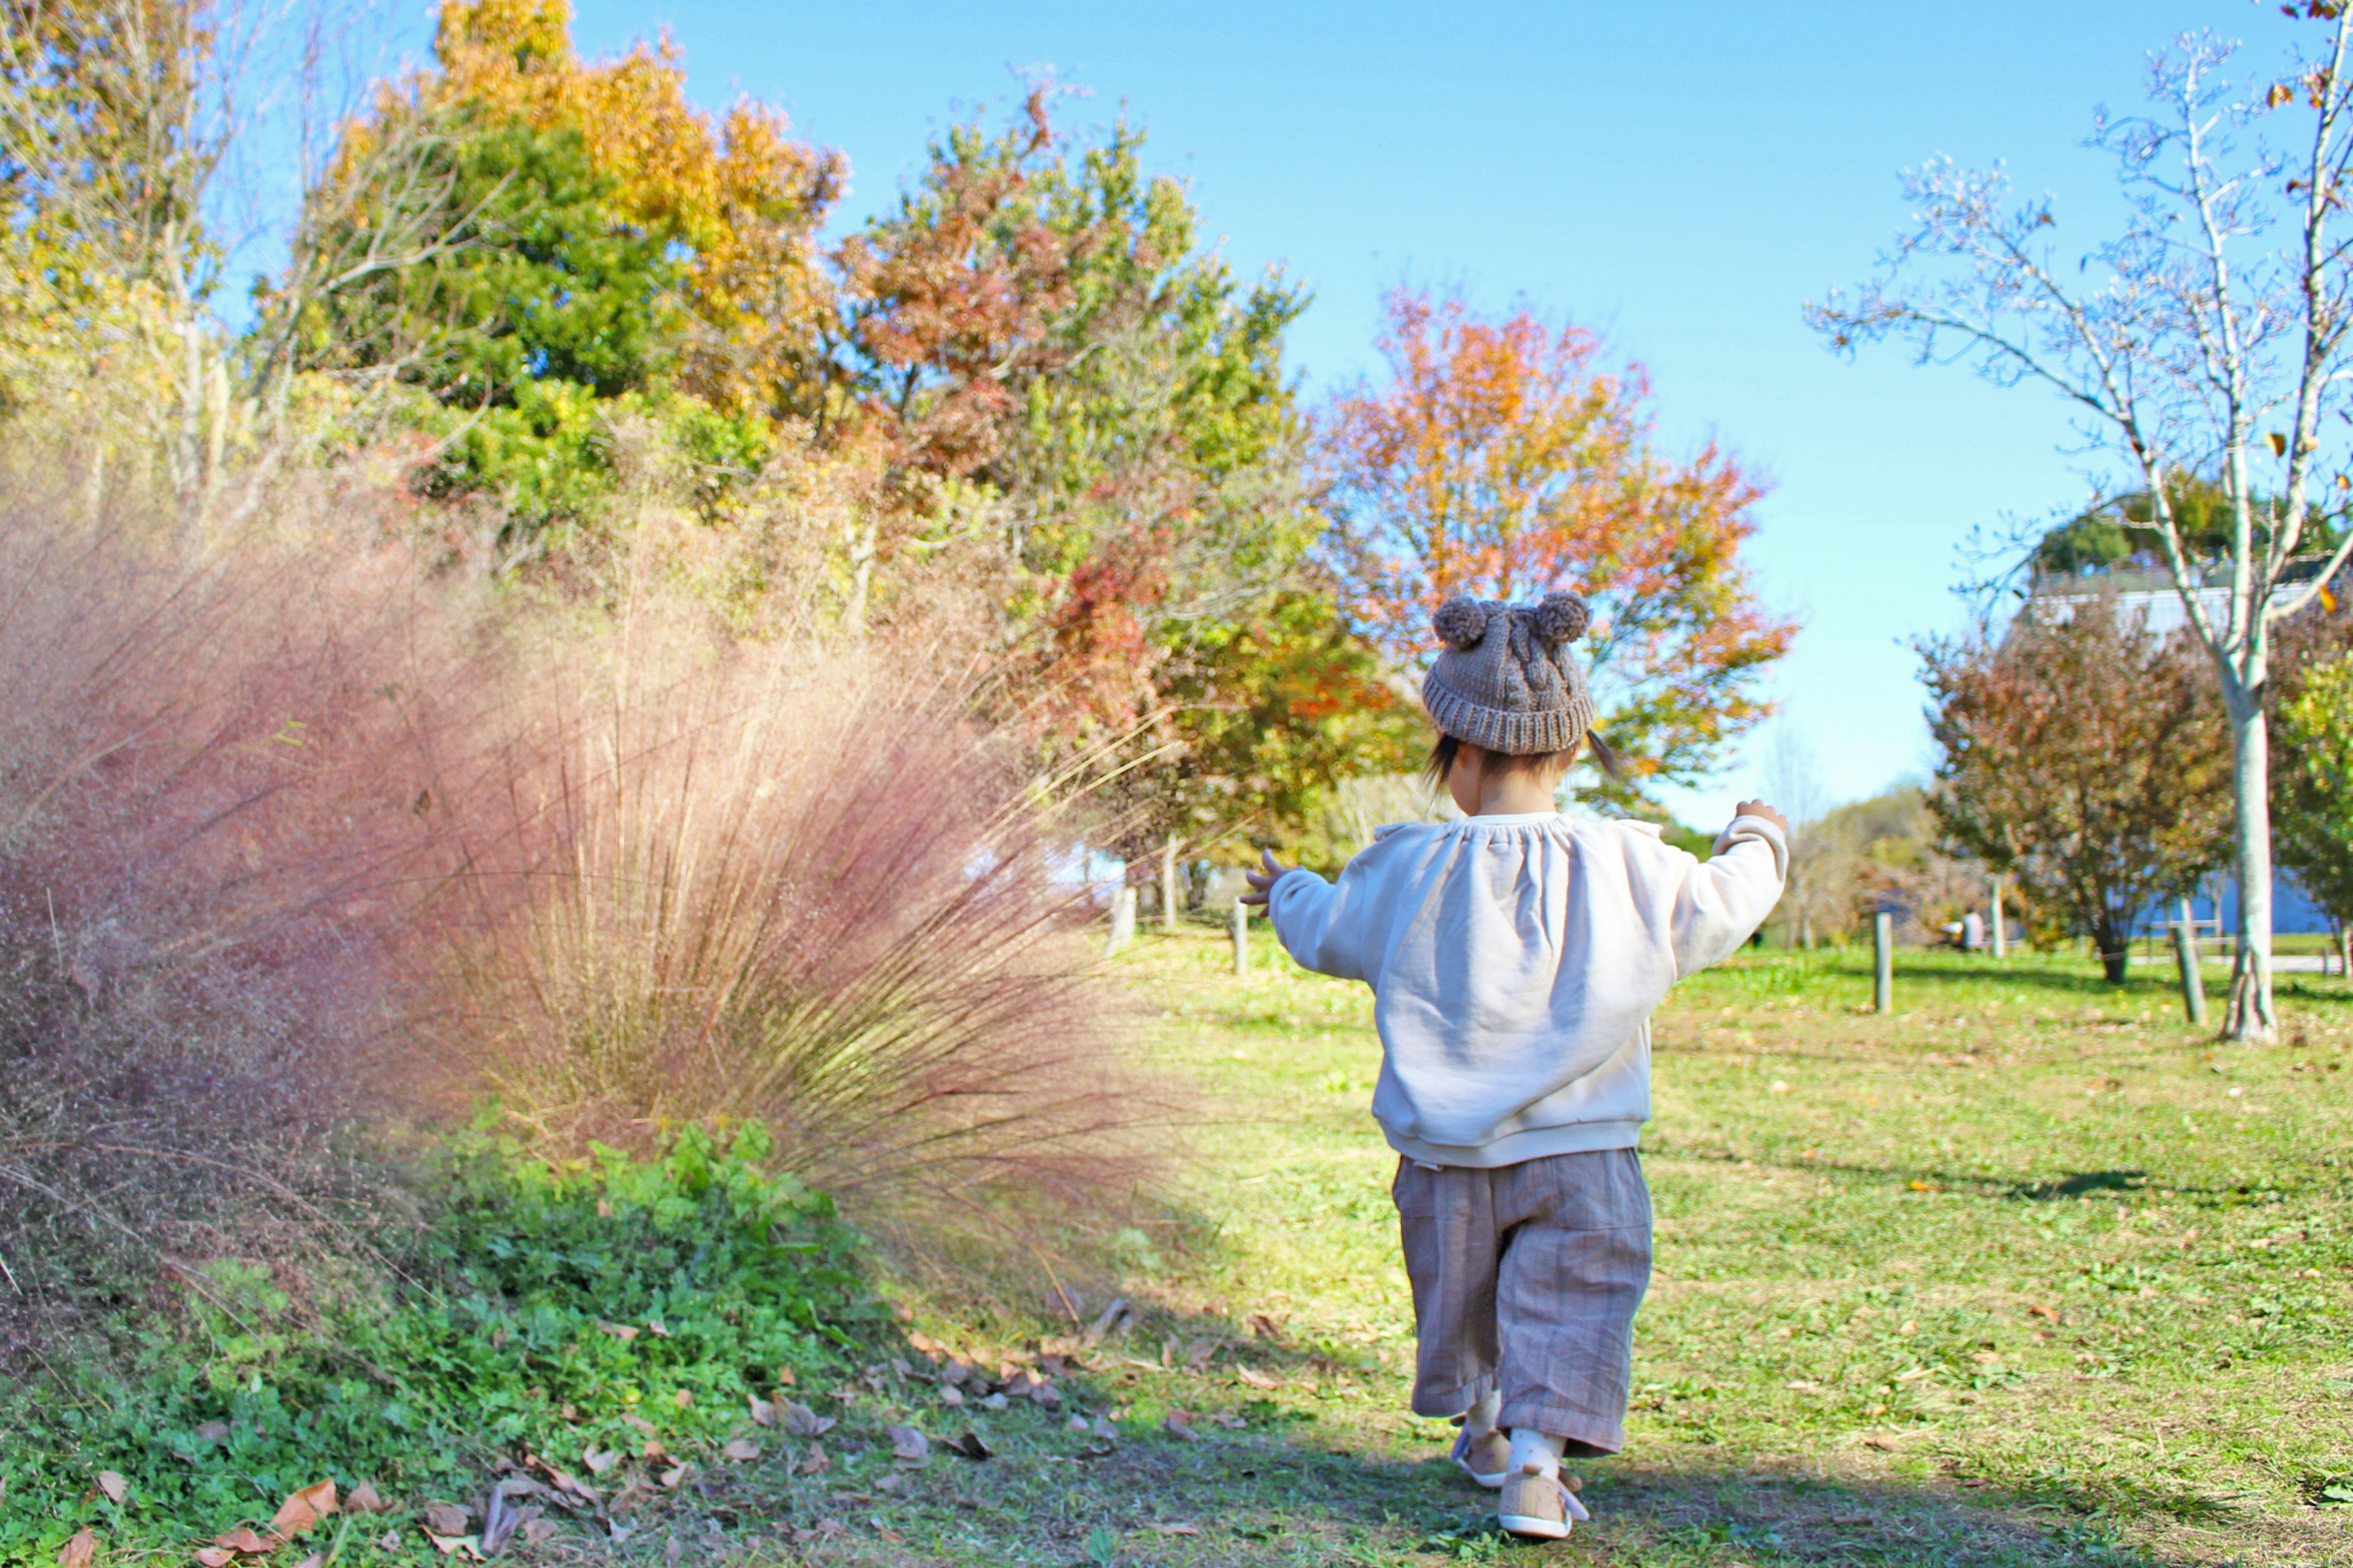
[3,1127,881,1563]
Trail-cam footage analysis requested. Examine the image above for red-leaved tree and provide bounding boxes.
[1324,287,1794,787]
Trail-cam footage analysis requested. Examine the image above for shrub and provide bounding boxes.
[420,623,1164,1255]
[0,485,493,1366]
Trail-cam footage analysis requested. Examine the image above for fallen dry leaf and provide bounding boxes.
[290,1555,324,1568]
[58,1529,99,1568]
[670,1389,691,1410]
[582,1449,620,1476]
[1235,1366,1281,1390]
[1162,1411,1202,1442]
[778,1401,835,1437]
[938,1384,964,1407]
[1142,1522,1200,1536]
[194,1550,234,1567]
[796,1442,830,1476]
[594,1321,639,1343]
[192,1422,231,1445]
[345,1482,387,1515]
[618,1413,659,1437]
[646,1320,670,1338]
[423,1533,483,1561]
[270,1480,337,1537]
[420,1504,470,1538]
[520,1521,556,1548]
[719,1439,762,1462]
[886,1425,929,1466]
[773,1365,797,1387]
[657,1465,686,1490]
[938,1430,993,1461]
[747,1396,775,1426]
[210,1528,273,1556]
[95,1472,127,1506]
[1245,1311,1287,1339]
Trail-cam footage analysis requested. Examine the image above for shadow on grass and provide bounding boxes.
[858,1407,2236,1567]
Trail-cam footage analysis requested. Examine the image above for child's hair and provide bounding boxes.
[1423,730,1624,789]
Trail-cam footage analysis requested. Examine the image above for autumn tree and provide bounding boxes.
[1922,592,2232,985]
[826,97,1412,865]
[1810,15,2353,1037]
[268,0,840,543]
[1324,287,1794,792]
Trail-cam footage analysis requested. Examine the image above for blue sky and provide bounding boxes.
[545,0,2304,824]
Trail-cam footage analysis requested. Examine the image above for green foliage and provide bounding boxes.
[0,1126,873,1564]
[2034,475,2346,574]
[303,116,687,529]
[2276,653,2353,931]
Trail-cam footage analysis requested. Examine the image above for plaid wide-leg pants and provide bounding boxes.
[1390,1147,1653,1456]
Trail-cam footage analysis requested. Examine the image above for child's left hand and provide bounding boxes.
[1241,847,1292,908]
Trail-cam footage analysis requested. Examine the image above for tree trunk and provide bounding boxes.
[1160,835,1180,931]
[2095,913,2129,986]
[2222,691,2278,1040]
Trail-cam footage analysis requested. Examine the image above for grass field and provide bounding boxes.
[695,925,2353,1568]
[44,927,2346,1568]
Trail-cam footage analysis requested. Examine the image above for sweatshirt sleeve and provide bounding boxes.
[1265,852,1386,984]
[1662,814,1789,980]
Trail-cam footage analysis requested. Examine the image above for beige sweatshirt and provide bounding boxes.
[1266,812,1787,1168]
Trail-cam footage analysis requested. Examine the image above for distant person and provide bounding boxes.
[1962,910,1985,953]
[1243,593,1786,1541]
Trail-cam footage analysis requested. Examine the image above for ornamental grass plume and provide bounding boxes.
[0,477,493,1364]
[420,616,1166,1260]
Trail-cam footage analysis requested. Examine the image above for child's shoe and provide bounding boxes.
[1450,1425,1511,1488]
[1497,1463,1591,1540]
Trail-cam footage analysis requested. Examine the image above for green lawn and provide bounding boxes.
[51,929,2342,1568]
[730,926,2352,1567]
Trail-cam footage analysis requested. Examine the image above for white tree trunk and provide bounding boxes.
[2222,689,2278,1041]
[1160,834,1180,931]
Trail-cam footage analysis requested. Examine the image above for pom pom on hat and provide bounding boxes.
[1531,591,1591,645]
[1432,597,1490,651]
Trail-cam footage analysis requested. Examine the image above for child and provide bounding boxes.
[1242,591,1787,1540]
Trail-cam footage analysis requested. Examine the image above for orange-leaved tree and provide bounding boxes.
[1324,287,1793,789]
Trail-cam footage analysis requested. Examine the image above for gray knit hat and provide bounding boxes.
[1422,591,1598,756]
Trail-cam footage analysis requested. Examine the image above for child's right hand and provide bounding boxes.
[1240,847,1292,908]
[1734,799,1789,834]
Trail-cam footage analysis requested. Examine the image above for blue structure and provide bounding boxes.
[2140,873,2333,939]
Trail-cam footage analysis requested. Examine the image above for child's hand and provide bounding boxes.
[1240,847,1293,907]
[1734,799,1789,834]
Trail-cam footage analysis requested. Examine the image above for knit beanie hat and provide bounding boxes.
[1422,591,1598,756]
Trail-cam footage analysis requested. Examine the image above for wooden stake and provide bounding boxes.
[2172,921,2207,1027]
[1230,899,1249,975]
[1874,912,1894,1013]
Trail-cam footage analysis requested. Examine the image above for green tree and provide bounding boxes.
[2276,653,2353,972]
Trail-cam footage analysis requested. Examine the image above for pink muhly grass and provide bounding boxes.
[423,631,1167,1250]
[0,483,496,1359]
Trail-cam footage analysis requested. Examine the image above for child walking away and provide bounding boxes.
[1243,591,1787,1541]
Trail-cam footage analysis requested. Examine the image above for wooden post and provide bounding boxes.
[2172,920,2207,1027]
[1105,886,1136,957]
[1989,876,2007,960]
[1161,835,1181,931]
[1230,900,1249,975]
[1873,912,1894,1013]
